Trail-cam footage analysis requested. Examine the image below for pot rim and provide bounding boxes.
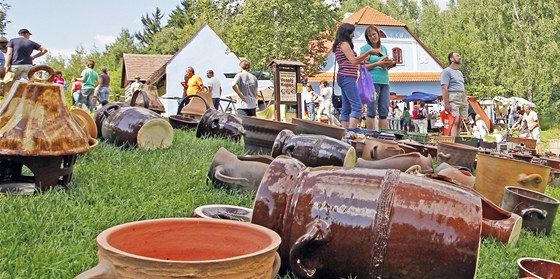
[96,218,281,264]
[517,257,560,279]
[478,153,553,169]
[504,186,560,205]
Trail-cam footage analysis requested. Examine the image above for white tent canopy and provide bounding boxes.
[493,96,535,108]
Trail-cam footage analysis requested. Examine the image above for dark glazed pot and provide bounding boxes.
[252,156,482,279]
[357,152,433,172]
[517,257,560,279]
[93,102,129,138]
[168,115,199,130]
[196,109,245,141]
[130,84,166,114]
[502,186,559,236]
[291,118,345,140]
[207,147,270,192]
[242,116,298,154]
[271,129,356,167]
[101,106,173,150]
[437,142,478,171]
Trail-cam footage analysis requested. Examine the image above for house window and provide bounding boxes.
[392,47,403,65]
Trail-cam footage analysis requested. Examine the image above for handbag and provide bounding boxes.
[358,63,375,104]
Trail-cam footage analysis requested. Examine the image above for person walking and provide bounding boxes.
[441,52,468,136]
[98,67,111,102]
[402,107,411,131]
[360,25,394,130]
[232,59,258,117]
[393,106,402,130]
[53,71,65,86]
[70,78,82,106]
[333,23,381,129]
[4,28,48,81]
[316,80,338,126]
[206,70,222,110]
[304,84,317,121]
[182,66,204,97]
[76,59,99,111]
[520,104,542,154]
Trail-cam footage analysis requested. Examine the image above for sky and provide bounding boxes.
[4,0,449,62]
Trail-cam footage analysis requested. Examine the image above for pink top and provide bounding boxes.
[53,77,65,85]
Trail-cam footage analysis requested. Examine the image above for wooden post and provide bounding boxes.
[269,60,305,121]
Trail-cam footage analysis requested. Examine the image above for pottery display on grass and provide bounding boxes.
[502,186,559,236]
[130,84,165,114]
[242,116,298,154]
[353,137,404,161]
[475,153,550,205]
[76,218,281,279]
[437,142,479,171]
[207,147,270,192]
[291,118,346,140]
[196,109,245,141]
[517,257,560,279]
[192,204,253,222]
[252,156,482,279]
[101,106,173,150]
[93,102,129,138]
[357,152,433,172]
[430,163,476,188]
[479,193,522,246]
[271,129,356,167]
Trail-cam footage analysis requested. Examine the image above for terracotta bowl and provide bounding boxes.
[517,257,560,279]
[192,204,253,222]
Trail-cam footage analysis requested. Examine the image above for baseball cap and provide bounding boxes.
[18,28,32,35]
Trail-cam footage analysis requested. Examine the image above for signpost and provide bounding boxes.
[269,60,305,121]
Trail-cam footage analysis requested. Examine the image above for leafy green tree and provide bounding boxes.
[0,0,9,35]
[135,7,165,47]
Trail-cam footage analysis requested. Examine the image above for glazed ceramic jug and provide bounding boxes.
[196,109,245,141]
[252,156,482,279]
[207,147,270,192]
[93,102,129,138]
[502,186,559,236]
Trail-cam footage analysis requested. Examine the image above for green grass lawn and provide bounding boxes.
[1,129,559,278]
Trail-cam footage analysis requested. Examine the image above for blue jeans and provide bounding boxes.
[366,83,390,119]
[306,101,316,121]
[337,75,361,122]
[78,88,95,110]
[212,98,221,110]
[99,87,110,101]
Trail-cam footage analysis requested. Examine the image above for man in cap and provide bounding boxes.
[4,28,48,80]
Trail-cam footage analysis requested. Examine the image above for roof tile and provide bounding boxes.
[343,6,406,27]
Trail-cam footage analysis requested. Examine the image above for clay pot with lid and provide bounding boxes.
[252,156,482,279]
[271,129,356,167]
[502,186,559,236]
[76,218,281,279]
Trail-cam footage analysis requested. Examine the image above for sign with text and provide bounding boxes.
[279,71,297,102]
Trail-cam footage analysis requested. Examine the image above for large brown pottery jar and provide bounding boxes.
[437,142,478,171]
[517,258,560,279]
[242,116,298,154]
[291,118,346,140]
[252,156,482,279]
[207,147,269,192]
[357,152,433,172]
[101,106,173,150]
[0,65,95,191]
[130,84,166,114]
[93,102,129,138]
[475,153,550,205]
[196,109,245,141]
[502,186,559,236]
[353,137,404,161]
[271,129,356,167]
[75,218,281,279]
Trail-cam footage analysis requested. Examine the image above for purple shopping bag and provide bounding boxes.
[358,63,375,104]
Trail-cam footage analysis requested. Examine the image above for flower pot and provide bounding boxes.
[192,204,253,222]
[252,156,482,279]
[76,218,281,279]
[271,129,356,167]
[502,186,559,236]
[207,147,270,192]
[437,142,478,171]
[517,257,560,279]
[196,109,244,141]
[242,116,298,154]
[291,118,345,140]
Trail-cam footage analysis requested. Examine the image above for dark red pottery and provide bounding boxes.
[242,116,298,155]
[196,109,244,141]
[502,186,559,236]
[517,257,560,279]
[252,156,482,279]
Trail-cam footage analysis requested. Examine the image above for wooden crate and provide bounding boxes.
[506,136,537,149]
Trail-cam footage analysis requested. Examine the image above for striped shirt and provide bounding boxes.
[335,44,359,78]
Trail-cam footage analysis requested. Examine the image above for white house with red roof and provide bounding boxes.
[308,6,444,98]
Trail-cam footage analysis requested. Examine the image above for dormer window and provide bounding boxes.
[392,47,403,65]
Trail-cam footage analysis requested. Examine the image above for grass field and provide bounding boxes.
[0,128,559,278]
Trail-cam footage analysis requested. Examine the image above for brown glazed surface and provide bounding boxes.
[271,129,355,167]
[437,142,478,171]
[207,147,269,192]
[356,152,433,172]
[502,186,559,236]
[353,137,404,161]
[130,84,165,113]
[101,106,167,147]
[196,109,245,141]
[518,257,560,279]
[252,156,482,279]
[291,118,345,140]
[93,102,129,138]
[475,153,551,205]
[0,80,90,156]
[242,116,298,154]
[76,218,281,279]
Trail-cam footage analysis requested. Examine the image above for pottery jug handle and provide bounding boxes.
[102,104,122,118]
[130,90,150,109]
[437,152,451,162]
[517,173,543,188]
[270,252,281,279]
[214,165,251,188]
[75,260,116,279]
[28,65,55,82]
[520,207,547,219]
[88,137,99,149]
[289,219,331,279]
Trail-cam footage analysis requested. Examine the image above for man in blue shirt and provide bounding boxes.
[4,28,48,81]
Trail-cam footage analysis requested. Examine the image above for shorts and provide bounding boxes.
[449,91,468,120]
[528,127,541,144]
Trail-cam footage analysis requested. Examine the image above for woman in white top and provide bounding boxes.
[316,80,339,125]
[473,114,489,140]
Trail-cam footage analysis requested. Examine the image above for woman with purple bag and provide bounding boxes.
[360,25,396,130]
[334,23,381,129]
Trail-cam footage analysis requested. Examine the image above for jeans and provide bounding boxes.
[366,83,390,118]
[337,75,361,121]
[78,88,95,110]
[98,87,110,101]
[212,98,221,110]
[236,108,256,117]
[306,101,316,121]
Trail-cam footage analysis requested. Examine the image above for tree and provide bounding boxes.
[135,7,164,47]
[0,0,10,36]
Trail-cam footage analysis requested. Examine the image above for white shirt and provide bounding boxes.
[207,76,222,98]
